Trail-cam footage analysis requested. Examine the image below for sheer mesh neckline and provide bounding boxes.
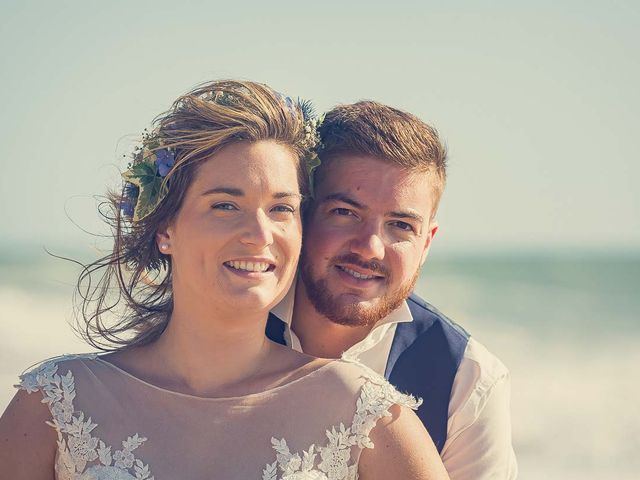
[93,356,340,402]
[17,354,422,480]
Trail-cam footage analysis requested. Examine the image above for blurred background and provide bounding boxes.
[1,1,638,478]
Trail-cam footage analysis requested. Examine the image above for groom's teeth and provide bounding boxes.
[225,261,270,272]
[341,266,376,280]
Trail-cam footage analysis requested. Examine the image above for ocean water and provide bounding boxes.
[1,246,638,479]
[419,253,640,479]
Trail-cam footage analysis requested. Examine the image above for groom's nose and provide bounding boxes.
[349,222,385,261]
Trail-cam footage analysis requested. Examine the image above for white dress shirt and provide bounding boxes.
[271,285,518,480]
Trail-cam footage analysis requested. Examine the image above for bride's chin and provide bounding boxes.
[218,288,284,313]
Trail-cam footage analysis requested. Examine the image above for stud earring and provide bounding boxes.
[160,243,169,252]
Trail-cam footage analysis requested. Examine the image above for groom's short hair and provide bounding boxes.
[317,101,447,212]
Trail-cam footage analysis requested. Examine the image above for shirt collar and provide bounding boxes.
[271,276,414,331]
[271,277,298,326]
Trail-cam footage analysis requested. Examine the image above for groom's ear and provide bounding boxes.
[419,221,439,266]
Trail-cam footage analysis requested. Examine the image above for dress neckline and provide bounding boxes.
[92,355,340,402]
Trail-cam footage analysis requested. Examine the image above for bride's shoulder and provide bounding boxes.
[325,357,389,385]
[16,352,99,393]
[320,358,423,411]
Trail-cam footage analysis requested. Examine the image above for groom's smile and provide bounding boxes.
[300,155,438,327]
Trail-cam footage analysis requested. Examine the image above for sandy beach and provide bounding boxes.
[2,252,639,478]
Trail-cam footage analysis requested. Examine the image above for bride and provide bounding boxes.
[0,80,449,480]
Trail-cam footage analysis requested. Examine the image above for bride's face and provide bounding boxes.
[160,140,303,313]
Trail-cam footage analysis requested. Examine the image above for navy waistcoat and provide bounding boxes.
[265,292,469,453]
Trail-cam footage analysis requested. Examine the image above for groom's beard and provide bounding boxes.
[300,253,417,327]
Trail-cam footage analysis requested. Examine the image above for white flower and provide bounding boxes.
[114,449,135,469]
[55,439,77,480]
[122,434,147,451]
[317,445,351,480]
[80,465,136,480]
[301,445,317,471]
[262,461,278,480]
[282,453,302,474]
[16,357,152,479]
[97,440,112,466]
[283,471,329,480]
[68,431,99,472]
[51,397,74,424]
[134,459,152,479]
[17,373,40,393]
[17,360,58,392]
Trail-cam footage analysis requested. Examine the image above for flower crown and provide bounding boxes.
[120,92,323,222]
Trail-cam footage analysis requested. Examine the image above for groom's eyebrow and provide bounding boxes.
[273,191,303,200]
[321,193,364,209]
[322,192,423,222]
[388,210,424,223]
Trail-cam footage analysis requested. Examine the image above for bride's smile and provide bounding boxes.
[158,140,303,314]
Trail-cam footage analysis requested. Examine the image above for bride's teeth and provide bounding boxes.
[226,261,270,272]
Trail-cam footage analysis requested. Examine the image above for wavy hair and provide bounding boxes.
[75,80,312,350]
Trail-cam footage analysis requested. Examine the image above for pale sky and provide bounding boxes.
[1,0,638,254]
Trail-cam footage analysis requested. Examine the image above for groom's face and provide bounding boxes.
[300,155,439,327]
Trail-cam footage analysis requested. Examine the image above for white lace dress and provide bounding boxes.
[17,354,421,480]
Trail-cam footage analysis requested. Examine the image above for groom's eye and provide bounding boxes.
[332,208,354,216]
[390,220,415,232]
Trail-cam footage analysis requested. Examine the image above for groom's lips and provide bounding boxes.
[334,263,385,287]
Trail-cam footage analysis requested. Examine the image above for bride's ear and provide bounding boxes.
[156,224,174,255]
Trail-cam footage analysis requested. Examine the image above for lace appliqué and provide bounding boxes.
[17,355,154,480]
[262,369,421,480]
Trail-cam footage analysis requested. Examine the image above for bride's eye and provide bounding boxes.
[212,203,238,211]
[271,205,295,214]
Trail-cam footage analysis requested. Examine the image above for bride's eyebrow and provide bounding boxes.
[201,187,302,200]
[201,187,244,197]
[202,187,244,197]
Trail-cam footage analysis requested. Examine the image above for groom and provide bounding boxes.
[267,101,517,479]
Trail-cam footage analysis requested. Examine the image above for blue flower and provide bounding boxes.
[276,91,296,115]
[120,182,139,218]
[284,95,295,112]
[156,149,175,177]
[124,182,139,199]
[120,198,135,218]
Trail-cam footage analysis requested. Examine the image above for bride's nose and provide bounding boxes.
[239,210,274,248]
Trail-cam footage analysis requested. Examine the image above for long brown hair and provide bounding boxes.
[75,80,313,351]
